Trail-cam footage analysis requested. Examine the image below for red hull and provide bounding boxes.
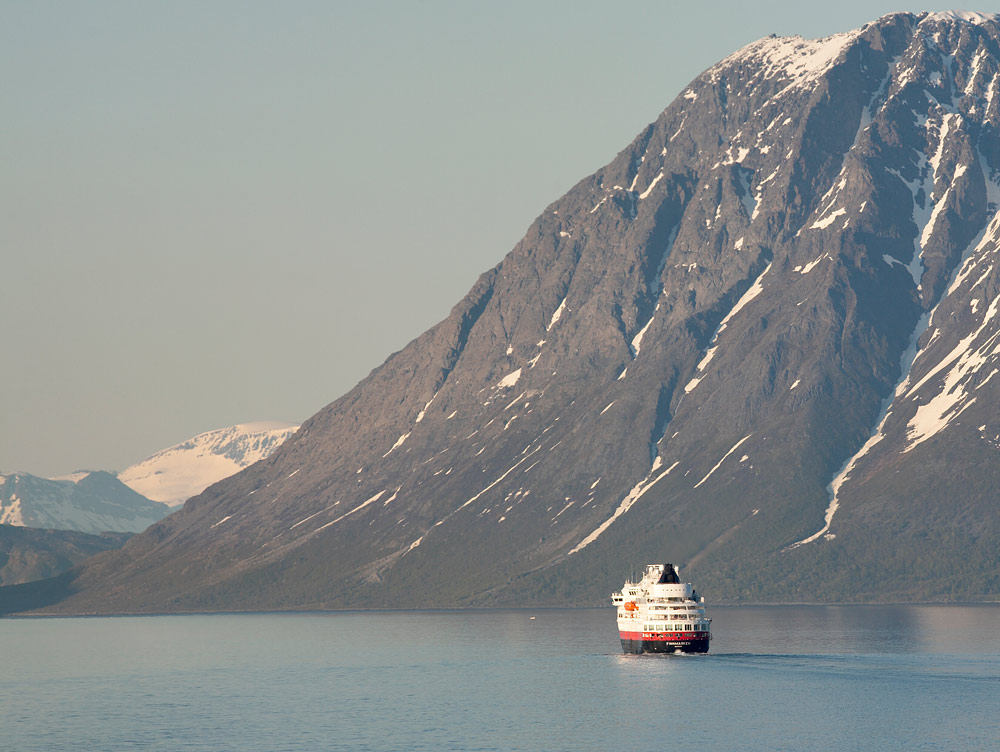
[619,630,711,654]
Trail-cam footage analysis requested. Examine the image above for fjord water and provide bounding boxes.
[2,606,998,751]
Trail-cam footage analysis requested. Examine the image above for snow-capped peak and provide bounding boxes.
[709,28,860,90]
[118,422,298,506]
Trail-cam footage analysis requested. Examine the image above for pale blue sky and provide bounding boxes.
[1,2,960,476]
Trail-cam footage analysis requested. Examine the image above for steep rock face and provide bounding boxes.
[24,11,1000,612]
[0,472,170,535]
[118,422,298,507]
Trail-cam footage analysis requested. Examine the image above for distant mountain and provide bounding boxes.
[0,471,170,534]
[12,11,1000,614]
[117,422,298,507]
[0,524,130,586]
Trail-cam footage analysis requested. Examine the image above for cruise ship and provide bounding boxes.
[611,564,711,654]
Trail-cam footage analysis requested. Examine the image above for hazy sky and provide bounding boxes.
[2,2,958,476]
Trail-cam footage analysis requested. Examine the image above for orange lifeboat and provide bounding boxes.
[624,601,638,612]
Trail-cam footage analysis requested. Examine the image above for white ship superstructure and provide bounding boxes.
[611,563,711,654]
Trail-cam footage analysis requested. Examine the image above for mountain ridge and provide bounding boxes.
[0,471,170,534]
[0,524,130,586]
[0,423,296,539]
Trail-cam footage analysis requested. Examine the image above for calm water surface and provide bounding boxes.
[2,605,998,751]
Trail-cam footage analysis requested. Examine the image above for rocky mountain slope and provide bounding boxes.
[11,11,1000,613]
[0,524,130,586]
[118,422,298,507]
[0,471,170,534]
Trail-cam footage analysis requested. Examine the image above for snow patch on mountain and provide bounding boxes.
[630,304,658,356]
[639,172,664,200]
[569,459,679,555]
[383,432,411,458]
[685,263,771,393]
[546,298,567,331]
[693,435,752,489]
[415,395,436,423]
[811,208,846,230]
[904,294,1000,451]
[0,495,24,526]
[314,489,386,533]
[496,368,523,389]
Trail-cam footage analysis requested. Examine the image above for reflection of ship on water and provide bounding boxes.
[611,564,711,654]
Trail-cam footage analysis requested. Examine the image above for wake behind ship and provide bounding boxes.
[612,564,711,654]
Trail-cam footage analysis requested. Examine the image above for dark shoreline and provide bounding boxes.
[6,599,1000,619]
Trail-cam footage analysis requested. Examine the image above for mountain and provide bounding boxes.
[117,422,299,507]
[11,11,1000,614]
[0,524,130,586]
[0,471,170,534]
[0,423,294,540]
